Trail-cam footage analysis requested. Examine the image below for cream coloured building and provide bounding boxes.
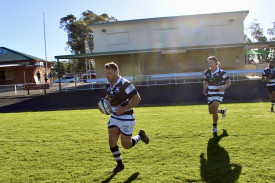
[88,11,250,78]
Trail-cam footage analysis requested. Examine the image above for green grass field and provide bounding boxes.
[0,102,274,183]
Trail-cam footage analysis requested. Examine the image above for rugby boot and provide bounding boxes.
[139,130,149,144]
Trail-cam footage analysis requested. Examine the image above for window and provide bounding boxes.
[1,71,5,79]
[152,27,179,42]
[106,31,129,45]
[4,70,14,80]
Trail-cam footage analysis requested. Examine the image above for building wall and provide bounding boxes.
[94,47,246,78]
[0,65,51,85]
[90,11,248,78]
[90,11,247,53]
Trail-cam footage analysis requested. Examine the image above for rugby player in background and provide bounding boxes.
[262,59,275,112]
[203,56,232,133]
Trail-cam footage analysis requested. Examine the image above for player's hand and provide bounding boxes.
[203,90,207,95]
[219,87,225,92]
[115,106,127,116]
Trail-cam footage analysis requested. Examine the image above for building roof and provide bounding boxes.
[89,10,249,27]
[0,47,46,63]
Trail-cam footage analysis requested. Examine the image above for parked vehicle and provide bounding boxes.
[82,71,96,83]
[54,76,78,83]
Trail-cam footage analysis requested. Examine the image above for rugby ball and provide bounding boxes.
[98,98,112,115]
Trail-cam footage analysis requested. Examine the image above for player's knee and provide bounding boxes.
[122,142,132,149]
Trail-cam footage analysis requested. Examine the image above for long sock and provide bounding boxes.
[131,135,141,147]
[110,146,123,166]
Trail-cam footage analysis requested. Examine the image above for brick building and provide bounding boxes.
[0,47,52,85]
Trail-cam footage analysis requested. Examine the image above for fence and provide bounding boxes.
[0,69,264,96]
[84,69,263,89]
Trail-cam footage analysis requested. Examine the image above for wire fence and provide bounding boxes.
[0,69,263,96]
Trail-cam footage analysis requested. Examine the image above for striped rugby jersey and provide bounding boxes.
[106,76,138,118]
[262,67,275,86]
[204,67,229,97]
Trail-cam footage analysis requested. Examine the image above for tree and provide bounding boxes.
[52,61,67,78]
[249,19,267,42]
[60,10,117,54]
[59,11,117,74]
[267,22,275,41]
[244,34,252,43]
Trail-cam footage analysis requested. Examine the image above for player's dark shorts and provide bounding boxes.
[267,85,275,94]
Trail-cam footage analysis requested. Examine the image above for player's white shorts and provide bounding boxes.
[208,96,223,105]
[108,116,135,136]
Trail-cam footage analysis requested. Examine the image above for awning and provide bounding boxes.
[245,50,272,55]
[0,63,26,67]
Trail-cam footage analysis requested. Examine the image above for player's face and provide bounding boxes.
[105,68,118,83]
[207,59,217,70]
[270,61,274,68]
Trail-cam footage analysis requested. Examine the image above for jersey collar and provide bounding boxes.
[108,76,122,89]
[210,67,220,74]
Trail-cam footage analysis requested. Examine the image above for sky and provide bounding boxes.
[0,0,274,61]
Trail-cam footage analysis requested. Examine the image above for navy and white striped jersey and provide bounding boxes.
[106,76,138,118]
[204,67,229,98]
[262,67,275,86]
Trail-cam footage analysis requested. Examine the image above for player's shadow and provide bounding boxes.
[200,130,242,183]
[123,172,139,183]
[101,172,139,183]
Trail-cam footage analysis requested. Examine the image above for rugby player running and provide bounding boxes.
[203,56,232,133]
[103,62,149,173]
[262,59,275,112]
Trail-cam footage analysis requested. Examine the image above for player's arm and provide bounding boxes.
[116,93,141,116]
[262,73,270,82]
[203,80,208,95]
[220,79,231,92]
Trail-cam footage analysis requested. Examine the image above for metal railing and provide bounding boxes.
[84,69,263,89]
[0,69,264,96]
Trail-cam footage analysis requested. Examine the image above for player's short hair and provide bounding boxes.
[104,62,118,71]
[207,56,220,66]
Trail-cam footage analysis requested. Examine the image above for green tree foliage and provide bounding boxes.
[267,22,275,41]
[59,10,117,74]
[248,19,267,42]
[52,61,67,78]
[60,10,117,54]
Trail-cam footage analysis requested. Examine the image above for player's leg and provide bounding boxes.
[209,101,220,133]
[214,96,226,119]
[267,86,274,112]
[269,90,275,112]
[218,108,227,119]
[108,127,124,173]
[120,120,149,149]
[120,130,149,150]
[270,86,275,112]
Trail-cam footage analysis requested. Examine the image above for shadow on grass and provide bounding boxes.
[200,130,242,183]
[101,172,139,183]
[101,172,116,183]
[123,172,140,183]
